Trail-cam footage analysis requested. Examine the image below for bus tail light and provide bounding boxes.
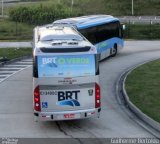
[95,83,101,108]
[34,86,41,111]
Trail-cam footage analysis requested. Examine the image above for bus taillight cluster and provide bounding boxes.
[95,83,101,108]
[34,86,41,111]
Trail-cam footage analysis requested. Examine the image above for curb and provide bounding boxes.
[0,42,32,48]
[119,58,160,138]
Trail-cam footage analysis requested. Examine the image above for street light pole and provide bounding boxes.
[1,0,4,17]
[71,0,74,12]
[132,0,134,16]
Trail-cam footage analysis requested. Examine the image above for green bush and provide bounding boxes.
[9,4,82,25]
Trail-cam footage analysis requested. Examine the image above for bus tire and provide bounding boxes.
[111,44,117,57]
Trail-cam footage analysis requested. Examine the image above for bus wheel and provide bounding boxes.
[111,45,117,57]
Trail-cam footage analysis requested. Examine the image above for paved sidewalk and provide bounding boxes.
[0,42,32,48]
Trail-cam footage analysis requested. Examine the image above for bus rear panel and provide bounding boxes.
[33,25,101,121]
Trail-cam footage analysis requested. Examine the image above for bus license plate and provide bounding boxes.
[57,113,80,119]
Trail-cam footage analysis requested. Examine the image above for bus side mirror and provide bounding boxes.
[121,24,126,30]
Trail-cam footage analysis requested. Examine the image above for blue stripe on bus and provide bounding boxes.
[77,19,119,30]
[94,38,124,53]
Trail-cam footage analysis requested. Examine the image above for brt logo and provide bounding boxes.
[58,90,80,101]
[56,90,80,107]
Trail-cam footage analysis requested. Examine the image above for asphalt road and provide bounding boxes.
[0,41,160,139]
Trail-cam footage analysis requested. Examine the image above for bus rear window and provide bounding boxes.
[37,54,95,77]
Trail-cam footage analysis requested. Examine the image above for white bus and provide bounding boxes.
[54,15,125,60]
[32,25,101,121]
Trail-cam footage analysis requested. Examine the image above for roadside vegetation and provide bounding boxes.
[9,3,82,25]
[125,23,160,40]
[0,19,34,41]
[0,0,160,41]
[126,59,160,123]
[5,0,160,16]
[1,18,160,41]
[0,48,32,60]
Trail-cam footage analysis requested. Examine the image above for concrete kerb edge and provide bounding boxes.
[119,57,160,135]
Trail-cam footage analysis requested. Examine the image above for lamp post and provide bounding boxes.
[1,0,4,17]
[132,0,134,16]
[71,0,74,12]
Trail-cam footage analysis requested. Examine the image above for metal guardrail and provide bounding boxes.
[119,16,160,24]
[0,0,20,3]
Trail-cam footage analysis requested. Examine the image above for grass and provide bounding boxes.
[126,59,160,123]
[0,48,32,60]
[0,18,34,41]
[125,23,160,40]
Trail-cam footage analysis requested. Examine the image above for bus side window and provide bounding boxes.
[108,22,119,38]
[80,21,121,45]
[96,24,110,43]
[80,27,97,44]
[95,23,115,43]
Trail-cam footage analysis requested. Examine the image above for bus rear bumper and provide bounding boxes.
[34,108,101,121]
